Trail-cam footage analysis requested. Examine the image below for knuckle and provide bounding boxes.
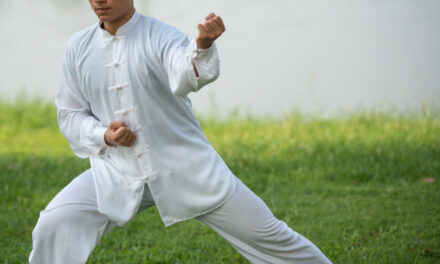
[116,130,124,138]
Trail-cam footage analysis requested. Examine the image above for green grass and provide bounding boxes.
[1,100,439,263]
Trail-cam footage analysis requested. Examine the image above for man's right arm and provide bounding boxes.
[56,42,137,159]
[55,42,114,159]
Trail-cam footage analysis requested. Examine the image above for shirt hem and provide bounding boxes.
[162,174,240,227]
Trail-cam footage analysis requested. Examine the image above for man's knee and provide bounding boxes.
[32,206,76,242]
[30,206,98,264]
[244,216,297,243]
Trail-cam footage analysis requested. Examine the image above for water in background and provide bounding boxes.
[1,0,439,117]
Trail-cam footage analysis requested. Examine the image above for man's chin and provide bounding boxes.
[96,14,114,22]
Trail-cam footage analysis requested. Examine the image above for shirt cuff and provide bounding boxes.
[187,39,220,92]
[92,125,110,158]
[192,41,217,61]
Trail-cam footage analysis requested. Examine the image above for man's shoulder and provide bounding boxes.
[66,24,99,51]
[138,13,181,35]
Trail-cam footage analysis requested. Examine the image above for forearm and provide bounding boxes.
[172,39,220,97]
[57,108,108,159]
[165,12,224,97]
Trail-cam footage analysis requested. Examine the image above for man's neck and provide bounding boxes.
[102,7,135,35]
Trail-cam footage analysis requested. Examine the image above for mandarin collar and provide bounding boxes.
[99,9,140,39]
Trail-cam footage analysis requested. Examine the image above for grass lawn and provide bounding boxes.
[0,101,439,263]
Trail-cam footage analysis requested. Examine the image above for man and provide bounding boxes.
[29,0,332,263]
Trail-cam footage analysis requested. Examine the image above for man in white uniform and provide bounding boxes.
[29,0,332,263]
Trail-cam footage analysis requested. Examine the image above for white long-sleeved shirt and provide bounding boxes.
[55,10,237,227]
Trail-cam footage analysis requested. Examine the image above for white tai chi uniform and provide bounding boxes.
[29,10,332,264]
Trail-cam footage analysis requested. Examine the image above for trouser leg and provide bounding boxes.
[197,178,332,264]
[29,167,156,264]
[29,169,115,264]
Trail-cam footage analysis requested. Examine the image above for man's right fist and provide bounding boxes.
[104,121,137,147]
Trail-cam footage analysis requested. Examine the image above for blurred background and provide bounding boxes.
[1,0,439,117]
[1,2,439,262]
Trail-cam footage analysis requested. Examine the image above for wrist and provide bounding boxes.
[196,38,213,49]
[104,130,115,146]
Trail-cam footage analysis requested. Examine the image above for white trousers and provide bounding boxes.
[29,169,332,264]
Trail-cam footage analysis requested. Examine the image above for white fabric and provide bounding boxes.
[29,169,332,264]
[55,10,236,227]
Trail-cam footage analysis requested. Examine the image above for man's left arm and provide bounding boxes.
[162,13,226,97]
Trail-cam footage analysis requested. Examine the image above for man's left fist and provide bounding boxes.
[196,13,226,49]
